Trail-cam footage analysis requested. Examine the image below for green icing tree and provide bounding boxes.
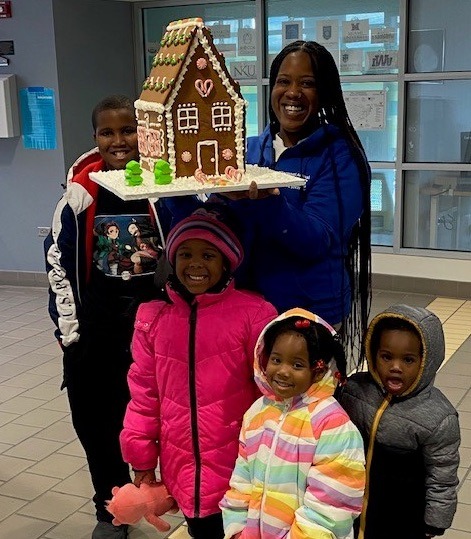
[125,160,143,186]
[154,159,172,185]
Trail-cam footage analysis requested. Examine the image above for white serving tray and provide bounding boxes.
[89,164,306,200]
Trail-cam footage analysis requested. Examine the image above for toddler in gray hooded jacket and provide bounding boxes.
[338,304,460,539]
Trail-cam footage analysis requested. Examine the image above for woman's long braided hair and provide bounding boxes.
[269,41,372,369]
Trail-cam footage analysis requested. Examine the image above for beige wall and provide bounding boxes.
[373,253,470,282]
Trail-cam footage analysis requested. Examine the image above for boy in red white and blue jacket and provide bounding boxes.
[44,95,166,539]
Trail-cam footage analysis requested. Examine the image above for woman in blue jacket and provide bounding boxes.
[165,40,371,362]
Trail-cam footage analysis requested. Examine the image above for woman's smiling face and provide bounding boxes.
[271,50,319,147]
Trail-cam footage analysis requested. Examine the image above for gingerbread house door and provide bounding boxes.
[197,140,219,177]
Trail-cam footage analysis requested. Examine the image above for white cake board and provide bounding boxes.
[89,164,306,201]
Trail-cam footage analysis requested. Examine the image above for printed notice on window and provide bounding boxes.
[340,49,363,72]
[19,87,57,150]
[344,90,386,131]
[342,19,369,43]
[316,20,339,47]
[371,27,396,44]
[238,28,256,56]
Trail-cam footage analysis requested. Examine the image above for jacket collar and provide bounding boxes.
[166,278,236,309]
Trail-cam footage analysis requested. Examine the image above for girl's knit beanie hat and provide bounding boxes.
[166,213,244,272]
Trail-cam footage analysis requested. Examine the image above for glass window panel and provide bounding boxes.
[408,0,471,73]
[241,86,258,138]
[265,0,399,77]
[142,3,256,76]
[371,169,395,247]
[342,82,397,162]
[403,171,471,252]
[406,81,471,164]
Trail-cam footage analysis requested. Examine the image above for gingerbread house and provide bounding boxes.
[135,18,247,185]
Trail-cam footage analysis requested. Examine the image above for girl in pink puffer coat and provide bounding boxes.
[120,212,277,539]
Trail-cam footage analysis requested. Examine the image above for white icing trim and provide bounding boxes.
[211,105,232,129]
[196,27,246,171]
[137,118,161,129]
[166,109,175,175]
[135,99,165,114]
[177,107,199,132]
[166,18,203,31]
[164,30,199,176]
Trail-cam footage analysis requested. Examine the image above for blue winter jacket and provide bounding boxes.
[163,124,365,325]
[234,124,364,324]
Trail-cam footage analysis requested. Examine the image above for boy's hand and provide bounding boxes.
[133,469,157,487]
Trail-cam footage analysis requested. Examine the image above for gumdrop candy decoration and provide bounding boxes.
[125,160,144,186]
[154,159,172,185]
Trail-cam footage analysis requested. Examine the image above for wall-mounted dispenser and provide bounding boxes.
[0,74,20,137]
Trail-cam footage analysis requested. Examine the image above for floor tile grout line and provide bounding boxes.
[1,287,470,538]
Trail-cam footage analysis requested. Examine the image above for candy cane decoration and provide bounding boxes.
[194,168,207,185]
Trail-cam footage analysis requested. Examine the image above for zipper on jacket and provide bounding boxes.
[358,394,392,539]
[260,401,290,535]
[188,301,202,516]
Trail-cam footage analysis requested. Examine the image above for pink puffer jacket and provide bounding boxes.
[120,281,276,518]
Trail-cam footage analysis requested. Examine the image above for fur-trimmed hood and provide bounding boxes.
[253,307,344,403]
[365,304,444,398]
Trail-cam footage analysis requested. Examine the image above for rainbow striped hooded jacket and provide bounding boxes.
[220,309,366,539]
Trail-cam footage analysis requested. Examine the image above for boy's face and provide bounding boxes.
[375,329,422,396]
[94,108,138,170]
[175,239,224,295]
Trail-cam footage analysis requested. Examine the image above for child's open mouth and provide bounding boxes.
[385,377,403,393]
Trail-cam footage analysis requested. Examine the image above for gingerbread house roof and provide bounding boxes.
[136,18,243,111]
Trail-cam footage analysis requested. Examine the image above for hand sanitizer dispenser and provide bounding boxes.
[0,74,20,137]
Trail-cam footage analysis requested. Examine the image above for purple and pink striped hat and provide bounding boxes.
[166,214,244,272]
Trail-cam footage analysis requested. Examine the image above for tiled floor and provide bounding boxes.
[0,285,470,539]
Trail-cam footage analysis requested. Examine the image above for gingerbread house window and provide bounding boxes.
[212,104,232,131]
[177,106,199,132]
[137,126,164,157]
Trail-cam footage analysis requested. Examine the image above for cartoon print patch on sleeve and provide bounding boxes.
[93,214,162,279]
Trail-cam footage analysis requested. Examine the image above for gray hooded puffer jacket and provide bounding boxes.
[338,304,460,539]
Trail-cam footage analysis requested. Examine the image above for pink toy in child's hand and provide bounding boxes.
[106,482,178,531]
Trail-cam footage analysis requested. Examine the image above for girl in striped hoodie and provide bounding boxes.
[220,308,365,539]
